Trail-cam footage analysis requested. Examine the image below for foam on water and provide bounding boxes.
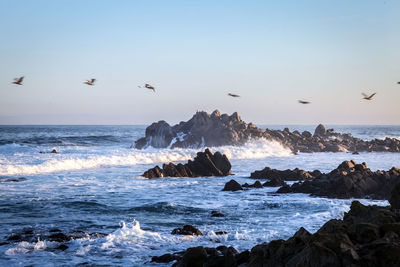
[0,139,291,175]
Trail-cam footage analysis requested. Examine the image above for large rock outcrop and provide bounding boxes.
[277,161,400,199]
[134,110,400,153]
[153,200,400,267]
[142,149,232,178]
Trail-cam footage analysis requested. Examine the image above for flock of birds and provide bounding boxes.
[12,76,397,104]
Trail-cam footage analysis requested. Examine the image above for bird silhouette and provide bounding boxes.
[298,100,310,104]
[139,84,155,92]
[362,93,376,100]
[228,93,240,98]
[83,79,96,86]
[12,76,24,85]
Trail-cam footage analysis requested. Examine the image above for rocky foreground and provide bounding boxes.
[152,184,400,266]
[142,149,232,178]
[278,160,400,200]
[134,110,400,153]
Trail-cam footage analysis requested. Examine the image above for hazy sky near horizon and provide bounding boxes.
[0,0,399,125]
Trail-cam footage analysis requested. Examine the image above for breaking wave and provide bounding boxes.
[0,139,291,175]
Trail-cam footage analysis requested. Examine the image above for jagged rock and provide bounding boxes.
[314,124,327,136]
[222,179,243,191]
[171,225,202,236]
[142,149,232,178]
[277,161,400,200]
[250,166,317,181]
[242,181,263,188]
[134,110,400,153]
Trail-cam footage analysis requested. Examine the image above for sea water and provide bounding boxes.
[0,125,399,266]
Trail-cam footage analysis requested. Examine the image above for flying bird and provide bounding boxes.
[139,84,155,92]
[83,79,96,86]
[298,100,310,104]
[362,92,376,100]
[12,76,24,85]
[397,82,400,84]
[228,93,240,98]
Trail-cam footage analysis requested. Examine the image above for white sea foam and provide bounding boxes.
[0,139,291,175]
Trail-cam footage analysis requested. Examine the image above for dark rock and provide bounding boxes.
[215,231,228,235]
[352,151,360,155]
[314,124,327,136]
[222,179,243,191]
[135,110,400,153]
[171,225,202,236]
[175,246,208,267]
[263,178,286,187]
[143,149,232,178]
[279,161,400,200]
[152,253,181,263]
[51,149,57,153]
[250,167,315,181]
[56,244,69,251]
[389,182,400,209]
[211,210,225,217]
[243,180,263,188]
[48,232,71,242]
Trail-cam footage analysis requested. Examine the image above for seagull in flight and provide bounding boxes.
[83,79,96,86]
[228,93,240,98]
[138,84,155,92]
[298,100,310,104]
[12,76,24,85]
[362,92,376,100]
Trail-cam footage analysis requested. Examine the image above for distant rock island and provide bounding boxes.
[134,110,400,153]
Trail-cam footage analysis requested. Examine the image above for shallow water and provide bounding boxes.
[0,125,399,266]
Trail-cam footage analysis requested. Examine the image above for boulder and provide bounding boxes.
[171,225,202,236]
[314,124,327,136]
[222,180,243,191]
[142,149,232,178]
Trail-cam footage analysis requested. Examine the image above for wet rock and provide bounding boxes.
[250,167,315,181]
[51,148,57,153]
[278,161,400,200]
[56,244,69,251]
[211,210,225,217]
[243,180,263,188]
[135,110,400,153]
[152,253,181,263]
[263,178,286,187]
[222,179,243,191]
[175,246,208,267]
[171,225,202,236]
[215,231,228,235]
[143,149,232,178]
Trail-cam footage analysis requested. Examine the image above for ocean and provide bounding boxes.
[0,125,399,266]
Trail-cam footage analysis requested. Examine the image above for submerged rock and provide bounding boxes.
[250,167,318,181]
[142,149,232,178]
[277,160,400,200]
[134,110,400,152]
[171,225,202,236]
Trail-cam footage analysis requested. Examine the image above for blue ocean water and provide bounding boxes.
[0,125,399,266]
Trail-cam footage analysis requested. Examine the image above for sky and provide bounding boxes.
[0,0,399,125]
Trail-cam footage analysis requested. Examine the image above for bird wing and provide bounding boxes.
[91,79,96,83]
[362,93,368,98]
[369,93,376,98]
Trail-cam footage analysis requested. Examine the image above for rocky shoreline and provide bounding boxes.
[134,110,400,153]
[152,184,400,266]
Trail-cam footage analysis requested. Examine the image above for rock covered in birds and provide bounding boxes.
[142,149,232,178]
[277,160,400,200]
[134,110,400,153]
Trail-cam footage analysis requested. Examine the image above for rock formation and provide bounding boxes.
[250,167,320,181]
[152,200,400,266]
[142,149,232,178]
[277,160,400,199]
[134,110,400,153]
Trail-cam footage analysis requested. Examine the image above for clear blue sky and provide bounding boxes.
[0,0,399,125]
